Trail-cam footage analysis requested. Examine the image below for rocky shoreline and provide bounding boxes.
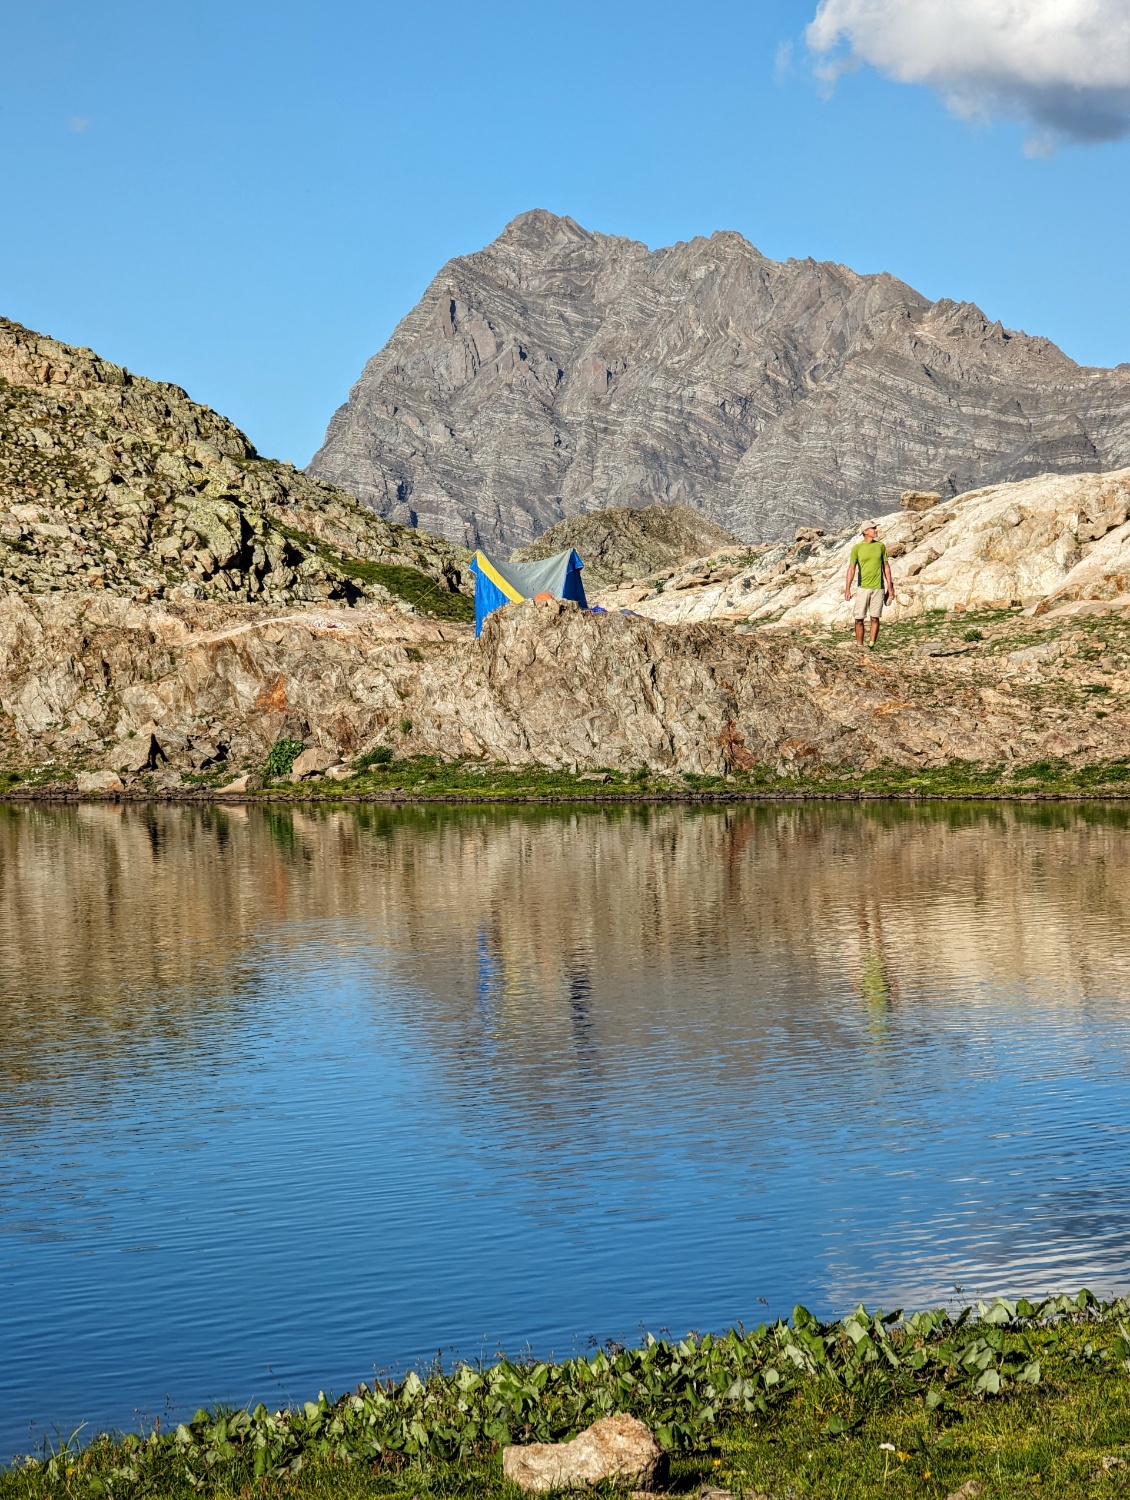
[2,587,1129,800]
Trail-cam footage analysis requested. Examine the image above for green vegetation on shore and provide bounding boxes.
[322,551,475,623]
[5,1293,1129,1500]
[6,750,1130,803]
[257,751,1130,802]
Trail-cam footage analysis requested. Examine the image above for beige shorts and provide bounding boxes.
[853,588,886,620]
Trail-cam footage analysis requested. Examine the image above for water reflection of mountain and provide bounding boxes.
[4,797,1130,1434]
[4,800,1130,1127]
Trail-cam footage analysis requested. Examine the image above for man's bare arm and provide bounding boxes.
[884,557,895,601]
[845,561,855,601]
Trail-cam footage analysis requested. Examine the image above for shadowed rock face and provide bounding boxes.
[308,210,1130,551]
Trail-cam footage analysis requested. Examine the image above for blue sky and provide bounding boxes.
[2,0,1129,465]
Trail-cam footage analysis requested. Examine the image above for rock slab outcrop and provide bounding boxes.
[599,469,1130,628]
[309,209,1130,551]
[502,1414,665,1493]
[3,583,1129,784]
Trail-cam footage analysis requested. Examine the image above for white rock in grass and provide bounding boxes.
[502,1413,665,1493]
[75,770,123,794]
[289,746,338,780]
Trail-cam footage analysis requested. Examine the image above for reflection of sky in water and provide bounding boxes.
[1,804,1129,1454]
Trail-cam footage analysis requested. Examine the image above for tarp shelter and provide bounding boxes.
[470,549,587,637]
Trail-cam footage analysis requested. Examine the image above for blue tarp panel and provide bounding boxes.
[470,549,587,637]
[470,562,515,637]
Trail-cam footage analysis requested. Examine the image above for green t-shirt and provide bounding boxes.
[850,540,887,591]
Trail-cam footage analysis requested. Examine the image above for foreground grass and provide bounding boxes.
[6,1295,1130,1500]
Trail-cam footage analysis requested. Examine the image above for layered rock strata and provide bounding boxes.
[2,588,1127,783]
[309,209,1130,550]
[0,318,470,614]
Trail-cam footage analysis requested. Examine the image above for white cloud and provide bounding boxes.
[806,0,1130,144]
[68,116,91,133]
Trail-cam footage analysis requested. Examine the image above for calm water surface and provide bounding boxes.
[2,801,1130,1454]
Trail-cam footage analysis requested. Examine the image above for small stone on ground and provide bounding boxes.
[289,746,338,781]
[216,774,254,794]
[75,770,123,795]
[502,1413,665,1493]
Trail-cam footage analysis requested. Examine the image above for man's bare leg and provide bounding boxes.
[870,616,880,645]
[855,619,865,645]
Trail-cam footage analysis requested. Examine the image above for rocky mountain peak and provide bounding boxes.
[497,208,598,251]
[309,212,1130,552]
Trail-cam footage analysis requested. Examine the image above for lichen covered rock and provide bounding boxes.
[0,317,471,617]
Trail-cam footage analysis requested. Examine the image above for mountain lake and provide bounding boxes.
[2,800,1129,1458]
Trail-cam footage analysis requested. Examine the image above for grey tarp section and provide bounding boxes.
[482,549,584,599]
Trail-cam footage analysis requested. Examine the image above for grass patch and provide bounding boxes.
[353,745,393,772]
[241,755,656,802]
[323,552,474,623]
[5,1293,1129,1500]
[244,754,1130,804]
[5,755,1130,805]
[268,523,473,623]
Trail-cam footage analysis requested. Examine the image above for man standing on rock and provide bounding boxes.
[845,521,895,648]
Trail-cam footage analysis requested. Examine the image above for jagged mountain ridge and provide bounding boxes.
[308,209,1130,551]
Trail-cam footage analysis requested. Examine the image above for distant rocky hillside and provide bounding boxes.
[512,503,739,589]
[309,210,1130,552]
[0,318,471,618]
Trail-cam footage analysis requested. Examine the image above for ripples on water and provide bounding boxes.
[1,801,1129,1453]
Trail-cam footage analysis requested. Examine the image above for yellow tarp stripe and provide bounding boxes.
[473,552,524,604]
